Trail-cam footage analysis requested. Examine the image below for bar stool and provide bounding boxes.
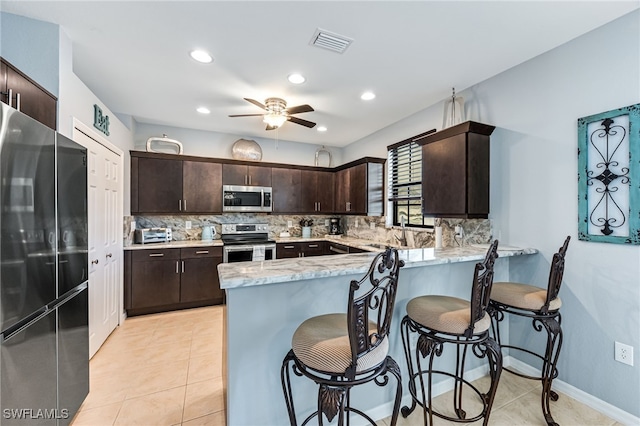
[488,236,570,426]
[281,248,404,426]
[401,240,501,426]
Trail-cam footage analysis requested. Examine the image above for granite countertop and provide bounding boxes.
[124,240,224,250]
[218,245,537,289]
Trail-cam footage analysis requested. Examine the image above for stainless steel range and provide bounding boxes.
[221,223,276,263]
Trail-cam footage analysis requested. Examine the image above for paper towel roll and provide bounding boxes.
[435,226,443,249]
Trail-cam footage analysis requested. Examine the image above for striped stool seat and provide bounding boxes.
[292,313,388,374]
[406,295,491,335]
[491,282,561,312]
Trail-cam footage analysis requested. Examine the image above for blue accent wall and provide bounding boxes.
[0,12,59,96]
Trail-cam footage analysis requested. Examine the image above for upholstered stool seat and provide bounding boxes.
[291,313,388,374]
[406,295,492,335]
[401,241,501,426]
[281,248,404,426]
[488,236,570,426]
[491,282,562,311]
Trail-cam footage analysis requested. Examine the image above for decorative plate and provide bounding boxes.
[231,139,262,161]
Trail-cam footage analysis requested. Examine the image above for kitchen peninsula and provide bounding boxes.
[218,244,537,425]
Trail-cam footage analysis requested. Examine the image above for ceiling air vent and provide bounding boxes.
[310,28,353,54]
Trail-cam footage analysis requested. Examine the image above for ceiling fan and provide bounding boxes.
[229,98,316,130]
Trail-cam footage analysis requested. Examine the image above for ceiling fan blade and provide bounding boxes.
[244,98,266,110]
[265,124,278,131]
[288,116,316,128]
[229,114,264,117]
[286,104,314,115]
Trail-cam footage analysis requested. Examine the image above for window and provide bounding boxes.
[387,130,436,228]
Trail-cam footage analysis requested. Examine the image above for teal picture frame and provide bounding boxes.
[578,103,640,244]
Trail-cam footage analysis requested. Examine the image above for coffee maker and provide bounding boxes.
[329,217,342,235]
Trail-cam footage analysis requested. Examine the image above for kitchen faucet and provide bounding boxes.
[395,216,408,247]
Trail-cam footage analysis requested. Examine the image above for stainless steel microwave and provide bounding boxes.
[223,185,272,212]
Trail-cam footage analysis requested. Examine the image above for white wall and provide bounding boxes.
[0,12,59,96]
[347,10,640,417]
[134,122,343,168]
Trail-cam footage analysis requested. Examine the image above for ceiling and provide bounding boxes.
[2,1,638,147]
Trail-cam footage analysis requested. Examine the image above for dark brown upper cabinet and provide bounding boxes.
[1,58,57,130]
[417,121,495,218]
[131,152,222,214]
[300,169,335,213]
[334,159,384,216]
[222,163,272,187]
[272,168,301,213]
[130,152,384,215]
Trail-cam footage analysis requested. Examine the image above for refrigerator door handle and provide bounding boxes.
[1,307,49,342]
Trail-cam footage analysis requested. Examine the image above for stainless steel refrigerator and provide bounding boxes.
[0,102,89,425]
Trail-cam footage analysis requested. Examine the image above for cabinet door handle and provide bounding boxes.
[195,250,209,254]
[183,199,187,211]
[149,253,164,257]
[308,244,319,248]
[283,245,295,249]
[7,89,12,108]
[182,260,185,273]
[318,202,321,211]
[15,92,20,112]
[179,199,182,211]
[176,261,179,274]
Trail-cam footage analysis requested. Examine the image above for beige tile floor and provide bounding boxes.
[71,306,225,426]
[70,306,618,426]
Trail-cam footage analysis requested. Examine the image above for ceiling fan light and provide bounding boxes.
[317,126,327,132]
[196,106,210,114]
[361,91,376,101]
[263,112,287,128]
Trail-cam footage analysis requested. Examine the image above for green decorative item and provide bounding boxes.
[577,103,640,244]
[93,104,110,136]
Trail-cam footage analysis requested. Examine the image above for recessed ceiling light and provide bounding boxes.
[361,91,376,101]
[190,49,213,64]
[196,107,210,114]
[317,126,327,132]
[288,73,306,84]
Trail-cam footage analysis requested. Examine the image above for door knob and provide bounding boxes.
[91,259,99,265]
[106,253,113,258]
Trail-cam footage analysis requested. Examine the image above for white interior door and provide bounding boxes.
[72,122,123,358]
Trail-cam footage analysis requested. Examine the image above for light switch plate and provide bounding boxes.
[185,221,192,229]
[370,222,375,230]
[287,220,293,228]
[130,221,136,232]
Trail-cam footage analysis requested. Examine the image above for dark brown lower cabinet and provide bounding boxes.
[325,242,367,254]
[125,246,223,316]
[276,241,326,258]
[180,247,224,304]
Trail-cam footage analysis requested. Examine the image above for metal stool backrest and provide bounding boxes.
[467,240,499,338]
[542,236,571,314]
[346,247,404,378]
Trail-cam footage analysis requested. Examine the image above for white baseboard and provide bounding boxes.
[366,357,639,426]
[505,357,640,426]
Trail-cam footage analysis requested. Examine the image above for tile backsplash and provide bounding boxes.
[125,214,491,248]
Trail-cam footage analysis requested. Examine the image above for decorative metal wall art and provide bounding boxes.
[578,103,640,244]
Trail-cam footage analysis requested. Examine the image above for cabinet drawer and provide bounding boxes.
[131,248,180,262]
[302,242,325,256]
[180,246,222,259]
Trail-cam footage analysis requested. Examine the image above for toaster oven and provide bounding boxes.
[134,228,172,244]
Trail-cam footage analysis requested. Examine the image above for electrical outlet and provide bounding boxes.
[185,221,192,230]
[325,219,330,227]
[355,218,359,228]
[287,220,293,228]
[455,225,463,236]
[370,222,375,230]
[615,342,634,366]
